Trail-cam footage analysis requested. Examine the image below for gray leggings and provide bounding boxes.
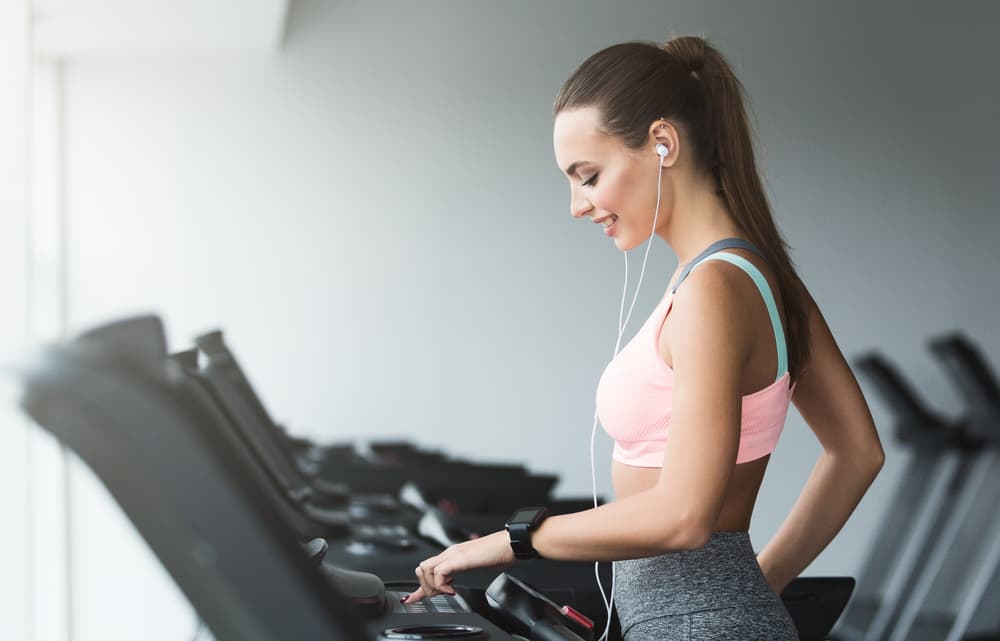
[613,532,799,641]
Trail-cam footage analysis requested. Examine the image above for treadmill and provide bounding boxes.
[19,315,597,641]
[880,333,1000,641]
[194,329,559,515]
[831,352,979,641]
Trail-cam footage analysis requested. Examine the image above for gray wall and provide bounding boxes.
[47,1,1000,638]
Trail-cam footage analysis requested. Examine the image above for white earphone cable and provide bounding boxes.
[590,149,666,641]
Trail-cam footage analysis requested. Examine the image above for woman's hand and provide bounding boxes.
[405,530,516,603]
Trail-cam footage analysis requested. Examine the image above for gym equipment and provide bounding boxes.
[882,333,1000,641]
[194,330,559,514]
[20,315,592,641]
[831,353,978,641]
[20,316,367,640]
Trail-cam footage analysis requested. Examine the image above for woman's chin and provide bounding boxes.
[614,234,642,252]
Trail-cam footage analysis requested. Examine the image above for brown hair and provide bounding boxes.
[553,36,811,381]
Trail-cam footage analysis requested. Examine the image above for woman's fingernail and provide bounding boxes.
[400,595,409,604]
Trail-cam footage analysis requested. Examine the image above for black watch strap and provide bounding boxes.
[505,506,549,560]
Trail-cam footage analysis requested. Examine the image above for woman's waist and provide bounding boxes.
[613,531,778,617]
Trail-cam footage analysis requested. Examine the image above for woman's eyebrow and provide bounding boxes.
[563,160,593,177]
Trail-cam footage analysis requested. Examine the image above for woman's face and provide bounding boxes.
[553,107,670,251]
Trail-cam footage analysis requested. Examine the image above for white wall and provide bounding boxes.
[24,1,1000,639]
[0,1,33,639]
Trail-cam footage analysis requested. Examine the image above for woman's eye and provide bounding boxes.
[582,173,599,187]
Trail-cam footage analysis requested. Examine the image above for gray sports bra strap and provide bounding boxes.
[671,238,767,294]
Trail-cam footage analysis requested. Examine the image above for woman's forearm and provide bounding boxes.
[756,450,884,592]
[530,487,710,561]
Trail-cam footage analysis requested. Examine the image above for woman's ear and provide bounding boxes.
[649,119,680,167]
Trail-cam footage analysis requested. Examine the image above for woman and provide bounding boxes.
[404,36,885,641]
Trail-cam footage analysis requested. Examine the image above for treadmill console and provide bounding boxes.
[355,575,593,641]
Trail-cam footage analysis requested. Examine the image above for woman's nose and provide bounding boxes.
[571,195,592,219]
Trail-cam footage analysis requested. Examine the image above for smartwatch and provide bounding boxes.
[505,506,549,560]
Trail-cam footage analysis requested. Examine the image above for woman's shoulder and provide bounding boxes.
[673,250,784,323]
[666,262,758,365]
[665,252,791,387]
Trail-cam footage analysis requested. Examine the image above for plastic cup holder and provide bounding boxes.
[380,624,484,639]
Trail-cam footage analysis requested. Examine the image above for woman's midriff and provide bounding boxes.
[611,455,770,532]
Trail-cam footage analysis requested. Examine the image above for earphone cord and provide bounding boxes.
[589,159,665,641]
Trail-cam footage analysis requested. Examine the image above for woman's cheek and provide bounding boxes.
[592,187,620,216]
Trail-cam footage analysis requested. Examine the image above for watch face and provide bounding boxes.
[512,508,538,522]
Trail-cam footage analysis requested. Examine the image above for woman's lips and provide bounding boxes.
[595,214,619,236]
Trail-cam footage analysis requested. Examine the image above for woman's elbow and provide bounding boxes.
[830,439,885,479]
[867,446,886,482]
[657,512,713,552]
[859,437,886,476]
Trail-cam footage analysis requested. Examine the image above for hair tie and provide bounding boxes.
[663,45,704,79]
[687,55,705,81]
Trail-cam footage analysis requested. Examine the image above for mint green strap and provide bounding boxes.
[695,253,788,380]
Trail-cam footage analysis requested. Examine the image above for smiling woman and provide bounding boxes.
[406,35,884,641]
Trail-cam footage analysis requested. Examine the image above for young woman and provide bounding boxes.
[404,36,885,641]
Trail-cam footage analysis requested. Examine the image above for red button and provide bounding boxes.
[560,605,594,630]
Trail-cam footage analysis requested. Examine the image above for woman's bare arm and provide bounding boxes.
[756,288,885,593]
[532,265,753,560]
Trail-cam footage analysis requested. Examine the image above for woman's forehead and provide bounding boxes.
[553,107,612,170]
[554,108,602,146]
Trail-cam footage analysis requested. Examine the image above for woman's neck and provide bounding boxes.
[658,177,745,264]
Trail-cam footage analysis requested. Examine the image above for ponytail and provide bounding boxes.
[663,36,810,381]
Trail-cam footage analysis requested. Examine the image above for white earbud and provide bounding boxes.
[655,143,670,158]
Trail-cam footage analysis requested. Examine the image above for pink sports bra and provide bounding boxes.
[596,238,795,467]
